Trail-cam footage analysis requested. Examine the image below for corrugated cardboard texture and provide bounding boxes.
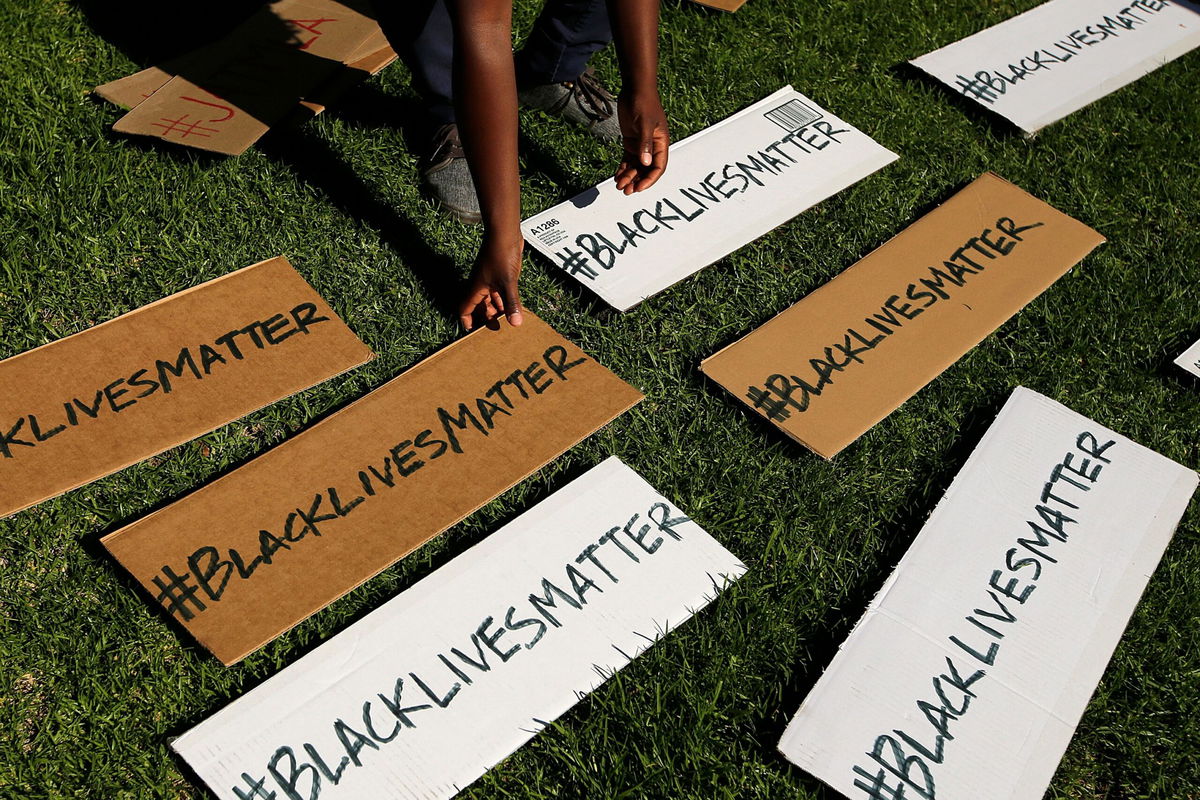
[171,457,745,800]
[102,313,644,665]
[778,387,1198,800]
[107,0,383,154]
[0,256,374,519]
[701,172,1105,459]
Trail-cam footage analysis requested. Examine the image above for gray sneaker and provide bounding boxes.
[518,66,621,143]
[422,123,481,224]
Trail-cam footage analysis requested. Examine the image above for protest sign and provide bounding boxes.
[172,456,745,800]
[109,0,382,155]
[1174,337,1200,378]
[690,0,749,11]
[778,386,1198,800]
[521,86,898,311]
[0,256,372,519]
[102,313,643,665]
[910,0,1200,135]
[700,173,1104,459]
[94,21,394,119]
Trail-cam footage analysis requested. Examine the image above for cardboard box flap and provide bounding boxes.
[0,256,374,519]
[700,172,1105,459]
[102,312,643,665]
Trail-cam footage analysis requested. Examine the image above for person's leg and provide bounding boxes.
[515,0,613,86]
[381,0,456,128]
[377,0,480,223]
[516,0,620,140]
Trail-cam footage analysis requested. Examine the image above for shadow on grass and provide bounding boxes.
[890,61,1025,141]
[75,0,470,321]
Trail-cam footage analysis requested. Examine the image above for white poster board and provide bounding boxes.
[174,457,746,800]
[778,387,1198,800]
[1174,337,1200,378]
[910,0,1200,134]
[521,86,898,311]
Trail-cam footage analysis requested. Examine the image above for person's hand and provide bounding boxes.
[615,89,669,195]
[458,235,524,331]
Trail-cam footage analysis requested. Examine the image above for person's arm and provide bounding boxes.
[447,0,524,331]
[606,0,669,195]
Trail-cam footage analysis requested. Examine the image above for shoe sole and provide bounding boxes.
[424,187,483,225]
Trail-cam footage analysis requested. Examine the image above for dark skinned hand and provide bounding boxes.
[615,89,669,195]
[458,235,524,331]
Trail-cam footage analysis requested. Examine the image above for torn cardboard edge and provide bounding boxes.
[101,312,644,665]
[171,456,746,800]
[699,172,1105,459]
[777,386,1198,800]
[909,0,1200,135]
[0,256,374,519]
[100,0,390,154]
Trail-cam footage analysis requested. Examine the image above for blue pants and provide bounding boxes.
[391,0,614,126]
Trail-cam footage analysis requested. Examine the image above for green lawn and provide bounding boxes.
[2,0,1200,797]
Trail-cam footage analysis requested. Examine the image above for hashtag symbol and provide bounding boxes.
[747,385,791,422]
[853,766,907,800]
[151,115,221,139]
[152,565,206,621]
[555,247,598,279]
[954,72,1000,104]
[234,773,277,800]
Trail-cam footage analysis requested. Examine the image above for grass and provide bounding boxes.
[1,0,1199,797]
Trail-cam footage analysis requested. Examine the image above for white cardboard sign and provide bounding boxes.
[521,86,898,311]
[1174,337,1200,378]
[174,457,746,800]
[778,387,1197,800]
[910,0,1200,134]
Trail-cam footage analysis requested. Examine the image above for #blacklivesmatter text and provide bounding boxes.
[230,500,697,800]
[0,303,331,462]
[851,431,1116,800]
[954,0,1177,104]
[746,216,1044,423]
[550,120,849,279]
[150,345,589,623]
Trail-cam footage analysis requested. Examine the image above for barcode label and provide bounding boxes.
[764,98,822,132]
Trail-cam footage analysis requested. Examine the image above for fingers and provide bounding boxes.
[503,281,524,327]
[640,139,653,167]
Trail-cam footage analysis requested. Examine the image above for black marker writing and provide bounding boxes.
[850,431,1116,798]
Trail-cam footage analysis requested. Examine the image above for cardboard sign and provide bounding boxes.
[690,0,749,12]
[110,0,382,155]
[102,313,643,665]
[700,173,1105,459]
[778,387,1198,800]
[1174,338,1200,378]
[172,456,745,800]
[0,256,372,519]
[910,0,1200,134]
[521,86,898,311]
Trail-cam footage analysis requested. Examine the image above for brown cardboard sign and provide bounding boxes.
[0,256,374,519]
[690,0,749,11]
[102,313,643,665]
[110,0,380,155]
[700,173,1105,459]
